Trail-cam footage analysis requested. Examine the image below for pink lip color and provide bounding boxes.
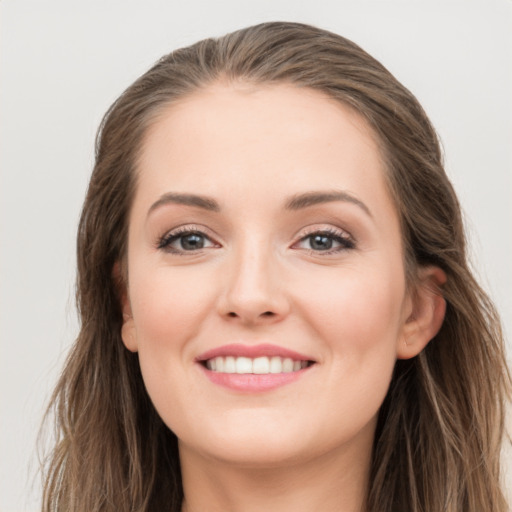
[199,364,312,392]
[196,343,313,362]
[195,343,315,393]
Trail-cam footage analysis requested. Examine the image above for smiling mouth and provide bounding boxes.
[202,356,314,374]
[197,345,316,391]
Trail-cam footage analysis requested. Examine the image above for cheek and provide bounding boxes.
[296,264,406,365]
[129,265,216,349]
[280,265,407,447]
[127,265,219,427]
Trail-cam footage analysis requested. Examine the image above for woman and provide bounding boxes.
[41,22,510,511]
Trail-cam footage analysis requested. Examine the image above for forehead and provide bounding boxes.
[141,82,382,162]
[134,82,396,223]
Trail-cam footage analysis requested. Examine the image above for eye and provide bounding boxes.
[157,228,217,254]
[295,229,355,254]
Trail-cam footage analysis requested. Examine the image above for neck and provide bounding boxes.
[179,436,372,512]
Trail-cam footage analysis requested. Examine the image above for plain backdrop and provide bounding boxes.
[1,1,511,510]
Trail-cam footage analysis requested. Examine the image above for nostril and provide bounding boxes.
[226,311,274,318]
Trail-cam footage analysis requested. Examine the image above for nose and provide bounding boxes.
[216,239,290,325]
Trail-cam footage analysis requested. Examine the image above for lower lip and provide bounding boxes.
[199,364,312,392]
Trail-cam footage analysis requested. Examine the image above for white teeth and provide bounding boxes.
[214,356,224,372]
[282,358,294,373]
[253,356,270,374]
[224,356,236,373]
[269,356,283,373]
[235,357,252,374]
[205,355,309,374]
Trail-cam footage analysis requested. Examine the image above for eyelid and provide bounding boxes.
[294,224,354,242]
[156,224,221,252]
[155,223,356,254]
[291,225,356,254]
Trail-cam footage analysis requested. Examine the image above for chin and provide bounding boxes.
[187,437,311,469]
[175,410,373,470]
[173,412,313,467]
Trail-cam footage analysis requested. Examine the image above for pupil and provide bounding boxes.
[310,235,332,250]
[181,234,204,250]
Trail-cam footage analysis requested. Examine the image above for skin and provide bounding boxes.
[120,83,446,512]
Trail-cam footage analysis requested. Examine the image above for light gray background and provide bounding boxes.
[1,1,511,510]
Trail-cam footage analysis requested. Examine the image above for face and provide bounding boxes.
[121,83,429,469]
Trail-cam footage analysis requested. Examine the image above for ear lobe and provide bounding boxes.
[397,266,447,360]
[113,262,138,353]
[121,315,138,353]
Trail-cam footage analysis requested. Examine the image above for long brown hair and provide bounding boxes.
[41,22,511,511]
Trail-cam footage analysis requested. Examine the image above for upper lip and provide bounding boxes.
[195,343,315,362]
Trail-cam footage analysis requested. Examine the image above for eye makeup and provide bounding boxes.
[156,223,356,257]
[293,227,356,255]
[156,225,220,254]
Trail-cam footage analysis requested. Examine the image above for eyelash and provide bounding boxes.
[157,226,217,255]
[295,227,355,255]
[157,226,355,255]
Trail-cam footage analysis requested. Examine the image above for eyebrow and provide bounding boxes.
[148,192,221,216]
[285,190,372,217]
[147,189,371,217]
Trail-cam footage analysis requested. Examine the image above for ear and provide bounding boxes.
[113,262,138,353]
[397,266,447,360]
